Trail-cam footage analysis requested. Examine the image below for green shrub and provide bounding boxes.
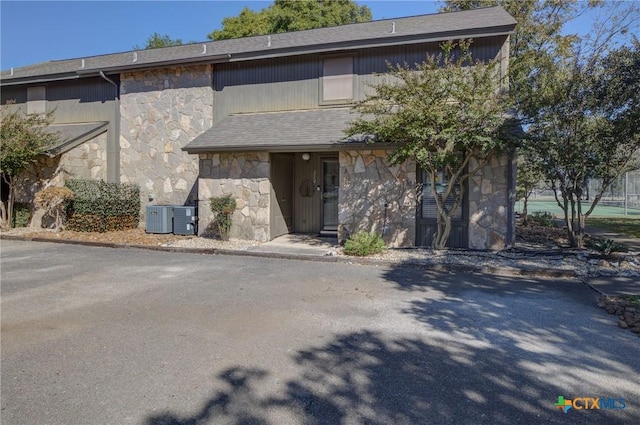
[528,211,556,227]
[585,238,628,257]
[209,195,237,240]
[11,202,31,228]
[65,179,140,232]
[344,231,385,256]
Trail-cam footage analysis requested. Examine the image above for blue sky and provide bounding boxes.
[0,1,608,71]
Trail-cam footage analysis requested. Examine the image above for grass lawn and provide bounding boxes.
[585,217,640,239]
[519,200,640,218]
[517,200,640,238]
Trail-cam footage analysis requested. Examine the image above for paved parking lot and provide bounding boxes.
[1,240,639,424]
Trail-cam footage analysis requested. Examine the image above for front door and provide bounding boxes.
[322,159,339,232]
[271,153,294,237]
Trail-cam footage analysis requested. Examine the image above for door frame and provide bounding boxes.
[319,154,339,233]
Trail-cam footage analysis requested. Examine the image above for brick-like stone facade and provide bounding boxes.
[467,153,515,250]
[120,65,213,217]
[339,150,417,247]
[15,132,108,203]
[198,152,271,241]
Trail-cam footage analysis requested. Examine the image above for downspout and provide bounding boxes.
[99,71,120,183]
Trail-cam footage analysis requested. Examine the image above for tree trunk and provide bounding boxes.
[7,178,17,229]
[0,201,7,228]
[433,214,452,250]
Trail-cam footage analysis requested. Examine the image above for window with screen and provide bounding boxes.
[421,168,463,220]
[321,57,353,103]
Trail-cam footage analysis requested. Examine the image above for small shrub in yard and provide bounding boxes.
[210,195,237,240]
[586,238,628,257]
[344,231,385,256]
[527,211,556,227]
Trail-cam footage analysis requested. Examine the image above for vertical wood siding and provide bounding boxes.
[213,36,505,120]
[46,78,116,122]
[1,78,116,123]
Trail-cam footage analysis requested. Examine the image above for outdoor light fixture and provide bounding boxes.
[302,153,311,161]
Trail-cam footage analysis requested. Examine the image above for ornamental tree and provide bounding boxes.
[527,40,640,247]
[346,41,516,249]
[0,104,58,228]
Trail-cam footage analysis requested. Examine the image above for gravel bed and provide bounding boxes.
[3,227,639,277]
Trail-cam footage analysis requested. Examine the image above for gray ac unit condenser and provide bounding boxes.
[173,206,196,235]
[145,205,174,234]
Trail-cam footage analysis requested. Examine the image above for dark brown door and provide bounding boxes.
[271,153,294,237]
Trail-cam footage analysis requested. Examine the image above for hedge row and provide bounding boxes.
[65,180,140,232]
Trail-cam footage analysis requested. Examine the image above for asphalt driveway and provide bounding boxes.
[1,240,639,424]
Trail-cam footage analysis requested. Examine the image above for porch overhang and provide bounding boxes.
[183,108,382,153]
[44,121,110,157]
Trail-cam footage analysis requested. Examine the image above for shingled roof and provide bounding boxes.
[1,6,515,84]
[183,108,368,153]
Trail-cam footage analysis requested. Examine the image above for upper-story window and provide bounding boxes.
[321,56,353,104]
[27,86,46,114]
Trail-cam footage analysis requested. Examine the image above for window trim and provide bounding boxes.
[319,54,356,106]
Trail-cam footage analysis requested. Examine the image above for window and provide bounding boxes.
[421,168,463,220]
[27,86,46,114]
[321,57,353,103]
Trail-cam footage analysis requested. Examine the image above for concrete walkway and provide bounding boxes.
[247,233,338,256]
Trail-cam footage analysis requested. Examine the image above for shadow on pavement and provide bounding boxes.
[146,263,640,425]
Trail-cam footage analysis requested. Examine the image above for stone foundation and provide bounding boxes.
[198,152,271,241]
[339,150,417,247]
[120,65,213,218]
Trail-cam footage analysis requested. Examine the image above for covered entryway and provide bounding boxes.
[183,108,363,242]
[271,152,339,237]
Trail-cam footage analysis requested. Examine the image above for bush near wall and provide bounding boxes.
[65,180,140,232]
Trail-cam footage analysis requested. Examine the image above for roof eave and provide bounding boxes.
[0,73,81,86]
[76,53,233,75]
[230,25,516,62]
[183,141,394,154]
[2,24,514,84]
[45,121,110,157]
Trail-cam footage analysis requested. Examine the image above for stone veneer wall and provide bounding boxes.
[198,152,271,241]
[120,65,213,218]
[15,132,108,204]
[339,150,417,247]
[467,152,516,250]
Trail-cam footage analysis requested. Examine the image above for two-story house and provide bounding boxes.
[0,6,517,249]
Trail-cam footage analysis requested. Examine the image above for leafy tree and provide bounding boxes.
[346,41,514,249]
[444,0,640,247]
[134,33,183,50]
[527,40,640,247]
[0,104,58,228]
[441,0,596,119]
[209,0,371,40]
[516,145,544,224]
